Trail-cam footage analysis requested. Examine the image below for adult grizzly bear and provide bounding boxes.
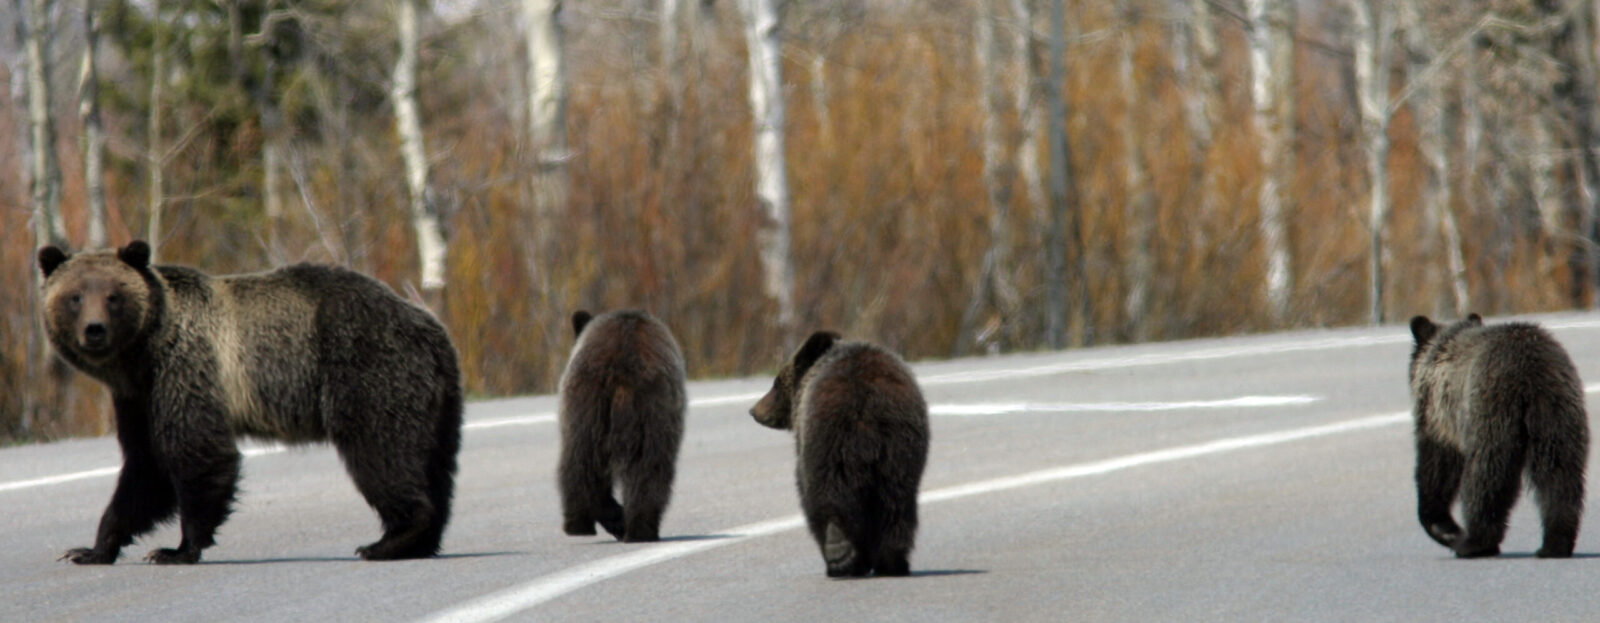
[750,331,929,577]
[38,241,462,564]
[557,310,686,542]
[1409,314,1588,558]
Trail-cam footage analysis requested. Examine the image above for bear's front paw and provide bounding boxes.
[1536,545,1575,559]
[1424,522,1462,547]
[144,547,200,564]
[59,547,117,565]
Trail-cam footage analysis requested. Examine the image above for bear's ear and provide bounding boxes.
[1464,312,1483,326]
[571,310,593,337]
[792,331,840,380]
[118,240,151,270]
[38,246,70,278]
[1409,316,1437,346]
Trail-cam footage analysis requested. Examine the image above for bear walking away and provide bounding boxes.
[38,241,463,564]
[1408,314,1588,558]
[751,331,929,577]
[558,310,686,542]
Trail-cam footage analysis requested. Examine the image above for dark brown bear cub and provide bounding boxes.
[751,331,929,577]
[558,310,686,542]
[1409,314,1588,558]
[39,241,462,564]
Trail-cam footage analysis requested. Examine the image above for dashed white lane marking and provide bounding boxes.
[418,410,1411,623]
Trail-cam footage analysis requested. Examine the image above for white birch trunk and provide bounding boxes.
[146,2,164,263]
[392,0,447,293]
[523,0,569,287]
[738,0,798,335]
[1010,0,1043,212]
[1118,0,1154,341]
[1399,1,1468,316]
[1179,0,1221,223]
[1247,0,1295,324]
[26,0,65,247]
[79,0,107,250]
[957,0,1019,356]
[1349,0,1392,325]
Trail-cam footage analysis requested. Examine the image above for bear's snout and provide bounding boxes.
[82,323,109,348]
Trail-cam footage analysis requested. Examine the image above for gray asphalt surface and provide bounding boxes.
[7,313,1600,622]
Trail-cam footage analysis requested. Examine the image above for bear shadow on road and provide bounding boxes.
[191,551,523,565]
[1471,552,1600,561]
[578,533,737,545]
[828,569,988,580]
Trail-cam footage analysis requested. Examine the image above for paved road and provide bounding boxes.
[6,313,1600,622]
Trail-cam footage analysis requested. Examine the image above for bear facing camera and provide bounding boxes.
[751,331,929,577]
[557,309,687,542]
[1408,314,1589,558]
[38,241,464,564]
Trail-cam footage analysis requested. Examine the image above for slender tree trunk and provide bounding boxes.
[80,0,107,249]
[392,0,447,303]
[1118,0,1154,341]
[523,0,569,290]
[1044,0,1088,347]
[1349,0,1392,325]
[22,0,68,437]
[1179,0,1222,225]
[1399,1,1468,316]
[146,0,165,263]
[1011,0,1043,213]
[257,15,284,264]
[26,0,65,247]
[957,0,1019,356]
[737,0,798,338]
[1247,0,1296,325]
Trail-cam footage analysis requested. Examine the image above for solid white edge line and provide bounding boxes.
[418,410,1412,623]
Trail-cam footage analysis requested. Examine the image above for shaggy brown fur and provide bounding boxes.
[752,331,929,577]
[1409,314,1588,558]
[558,310,686,542]
[40,241,462,564]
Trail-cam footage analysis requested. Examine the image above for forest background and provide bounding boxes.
[3,0,1598,442]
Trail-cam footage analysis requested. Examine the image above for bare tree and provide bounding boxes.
[1011,0,1043,213]
[957,0,1021,356]
[392,0,447,302]
[1118,0,1155,340]
[1398,0,1469,316]
[79,0,107,250]
[523,0,569,290]
[1348,0,1393,325]
[25,0,65,249]
[146,0,165,263]
[1247,0,1295,325]
[737,0,798,337]
[1044,0,1088,347]
[1176,0,1223,225]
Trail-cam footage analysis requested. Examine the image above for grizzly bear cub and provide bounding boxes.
[751,331,929,577]
[39,241,462,564]
[1408,314,1588,558]
[558,310,687,542]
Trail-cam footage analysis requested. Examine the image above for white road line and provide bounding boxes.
[930,395,1319,416]
[418,410,1411,623]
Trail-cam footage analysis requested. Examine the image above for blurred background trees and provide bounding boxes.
[5,0,1600,442]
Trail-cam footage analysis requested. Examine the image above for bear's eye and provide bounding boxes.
[106,293,122,310]
[67,294,81,311]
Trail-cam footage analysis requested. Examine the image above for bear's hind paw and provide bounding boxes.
[144,547,201,564]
